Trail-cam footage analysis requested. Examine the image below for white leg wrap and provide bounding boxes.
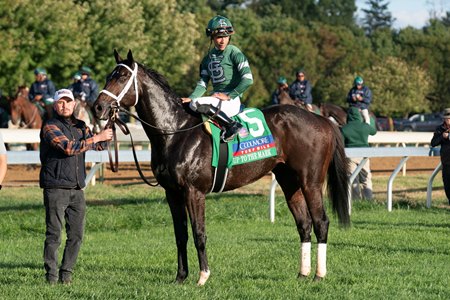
[300,242,311,276]
[316,243,327,278]
[197,269,210,286]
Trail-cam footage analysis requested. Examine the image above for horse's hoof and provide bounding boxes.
[313,275,324,282]
[197,270,210,286]
[297,273,309,280]
[175,274,187,284]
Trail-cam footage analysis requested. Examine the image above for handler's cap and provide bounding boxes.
[443,108,450,119]
[54,89,75,102]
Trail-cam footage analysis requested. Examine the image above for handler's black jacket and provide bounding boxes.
[39,114,104,189]
[431,123,450,165]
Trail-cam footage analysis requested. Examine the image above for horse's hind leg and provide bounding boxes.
[273,166,313,278]
[166,189,189,283]
[302,185,329,281]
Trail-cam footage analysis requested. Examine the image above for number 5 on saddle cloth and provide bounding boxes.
[203,107,277,193]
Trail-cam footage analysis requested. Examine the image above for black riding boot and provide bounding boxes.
[197,104,243,142]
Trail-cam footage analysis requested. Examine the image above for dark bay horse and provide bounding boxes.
[320,102,378,128]
[9,86,42,150]
[278,89,320,114]
[319,102,347,126]
[94,50,350,285]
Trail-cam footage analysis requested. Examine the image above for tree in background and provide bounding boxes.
[0,0,89,93]
[314,0,358,27]
[396,21,450,111]
[366,56,432,118]
[361,0,395,35]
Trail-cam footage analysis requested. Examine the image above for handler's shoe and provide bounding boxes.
[46,273,58,285]
[59,273,72,285]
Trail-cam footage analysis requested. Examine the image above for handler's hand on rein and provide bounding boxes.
[181,97,192,103]
[94,128,113,143]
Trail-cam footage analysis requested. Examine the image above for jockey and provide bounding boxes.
[289,70,313,112]
[79,66,99,107]
[347,76,372,124]
[68,71,83,99]
[270,76,288,105]
[181,15,254,142]
[29,67,56,119]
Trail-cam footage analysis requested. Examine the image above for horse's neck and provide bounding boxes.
[135,81,197,146]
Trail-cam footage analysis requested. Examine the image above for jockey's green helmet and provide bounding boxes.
[80,66,92,75]
[34,67,47,75]
[354,76,364,85]
[277,76,287,85]
[206,15,234,37]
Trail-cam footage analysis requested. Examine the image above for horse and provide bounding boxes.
[319,102,347,126]
[94,50,350,285]
[277,88,320,114]
[319,102,378,128]
[9,86,43,150]
[73,98,94,131]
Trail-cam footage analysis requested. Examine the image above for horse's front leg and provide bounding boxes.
[166,189,189,283]
[185,188,210,286]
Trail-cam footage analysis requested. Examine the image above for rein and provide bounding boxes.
[106,107,159,187]
[99,62,222,186]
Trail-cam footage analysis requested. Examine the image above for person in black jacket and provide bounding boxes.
[40,89,113,285]
[431,108,450,205]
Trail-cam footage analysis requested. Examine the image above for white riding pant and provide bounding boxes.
[189,96,241,117]
[361,109,370,124]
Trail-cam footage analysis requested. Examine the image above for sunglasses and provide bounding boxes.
[207,27,234,37]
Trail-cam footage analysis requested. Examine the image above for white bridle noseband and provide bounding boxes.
[100,62,139,107]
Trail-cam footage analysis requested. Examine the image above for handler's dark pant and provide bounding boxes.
[43,188,85,282]
[442,164,450,205]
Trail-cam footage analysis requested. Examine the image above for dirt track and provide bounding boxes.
[3,156,441,187]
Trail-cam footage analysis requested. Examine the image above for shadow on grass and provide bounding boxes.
[0,197,165,213]
[0,261,41,270]
[331,240,450,256]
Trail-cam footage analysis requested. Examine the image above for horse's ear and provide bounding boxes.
[114,49,122,64]
[127,50,134,63]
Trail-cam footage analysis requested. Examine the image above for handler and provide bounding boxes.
[40,89,113,284]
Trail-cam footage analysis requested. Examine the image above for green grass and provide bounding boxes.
[0,175,449,299]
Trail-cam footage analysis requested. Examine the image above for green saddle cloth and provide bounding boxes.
[208,108,277,168]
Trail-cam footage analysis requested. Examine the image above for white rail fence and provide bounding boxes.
[1,129,443,217]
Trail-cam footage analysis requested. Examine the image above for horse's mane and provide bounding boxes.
[137,62,180,100]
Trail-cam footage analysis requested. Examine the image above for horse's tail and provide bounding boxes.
[327,124,351,227]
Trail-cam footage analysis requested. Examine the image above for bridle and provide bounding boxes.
[100,62,213,134]
[100,62,139,108]
[98,62,220,186]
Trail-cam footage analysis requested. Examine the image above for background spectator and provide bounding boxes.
[430,108,450,205]
[341,107,377,200]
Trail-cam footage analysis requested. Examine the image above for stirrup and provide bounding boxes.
[221,123,243,142]
[221,131,238,142]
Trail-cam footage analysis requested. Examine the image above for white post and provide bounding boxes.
[427,162,442,208]
[269,173,277,223]
[387,156,409,211]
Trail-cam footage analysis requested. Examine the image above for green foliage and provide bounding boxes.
[0,0,449,117]
[361,0,395,35]
[365,56,432,117]
[0,0,88,93]
[396,21,450,110]
[314,0,358,27]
